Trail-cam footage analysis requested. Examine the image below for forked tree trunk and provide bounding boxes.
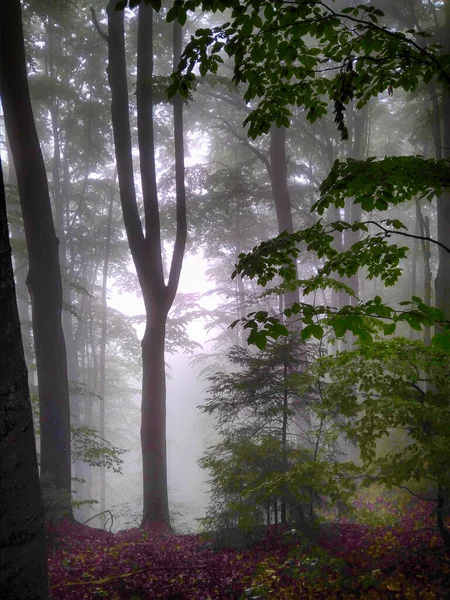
[0,0,72,520]
[0,155,49,599]
[106,1,186,528]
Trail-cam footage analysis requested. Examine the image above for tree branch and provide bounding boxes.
[90,8,108,42]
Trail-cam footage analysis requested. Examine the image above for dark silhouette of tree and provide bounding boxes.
[0,0,72,520]
[0,154,49,598]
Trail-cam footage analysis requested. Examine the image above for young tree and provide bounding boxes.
[199,338,353,537]
[0,155,49,599]
[1,0,72,519]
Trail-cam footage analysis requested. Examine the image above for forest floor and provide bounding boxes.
[47,493,450,600]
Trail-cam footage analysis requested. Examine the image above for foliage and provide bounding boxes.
[304,336,450,545]
[71,426,128,474]
[164,1,450,139]
[198,338,355,538]
[318,156,450,214]
[230,152,450,349]
[232,220,447,347]
[314,338,450,484]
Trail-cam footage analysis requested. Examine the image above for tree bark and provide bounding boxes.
[99,179,115,524]
[0,0,72,519]
[0,155,49,599]
[269,124,300,317]
[106,1,186,528]
[434,3,450,319]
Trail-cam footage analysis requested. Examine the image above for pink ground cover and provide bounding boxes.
[47,498,450,599]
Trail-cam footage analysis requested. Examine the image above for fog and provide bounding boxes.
[2,0,449,546]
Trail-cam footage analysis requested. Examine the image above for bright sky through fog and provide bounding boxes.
[108,252,216,344]
[108,138,219,343]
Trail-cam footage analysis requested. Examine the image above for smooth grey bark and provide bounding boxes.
[106,1,186,527]
[269,124,300,318]
[0,0,72,519]
[0,155,49,600]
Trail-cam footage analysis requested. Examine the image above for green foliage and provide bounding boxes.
[71,426,128,474]
[232,219,446,345]
[313,338,450,492]
[199,339,355,538]
[166,0,449,139]
[317,156,450,214]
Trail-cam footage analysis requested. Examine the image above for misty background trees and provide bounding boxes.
[1,0,450,595]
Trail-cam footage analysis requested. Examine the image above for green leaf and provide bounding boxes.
[432,331,450,352]
[301,324,324,340]
[383,323,396,335]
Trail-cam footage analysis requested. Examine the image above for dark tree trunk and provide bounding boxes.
[106,1,186,528]
[5,142,34,374]
[433,2,450,535]
[269,124,300,316]
[434,4,450,320]
[0,155,49,599]
[1,0,72,520]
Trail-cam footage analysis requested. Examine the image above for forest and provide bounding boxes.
[0,0,450,598]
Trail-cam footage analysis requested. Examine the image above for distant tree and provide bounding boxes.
[1,0,72,519]
[0,155,49,599]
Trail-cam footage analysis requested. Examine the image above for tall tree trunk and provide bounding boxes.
[416,201,432,344]
[433,1,450,529]
[434,3,450,319]
[99,180,115,524]
[5,141,34,375]
[0,0,72,520]
[269,124,300,318]
[0,155,49,600]
[106,1,186,528]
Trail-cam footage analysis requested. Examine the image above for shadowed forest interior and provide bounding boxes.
[1,0,450,598]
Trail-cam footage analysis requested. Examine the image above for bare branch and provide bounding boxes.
[90,7,108,42]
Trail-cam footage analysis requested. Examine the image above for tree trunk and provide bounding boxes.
[99,180,115,524]
[0,0,72,520]
[434,3,450,319]
[433,1,450,531]
[0,155,49,599]
[141,308,170,523]
[106,1,186,529]
[270,124,300,317]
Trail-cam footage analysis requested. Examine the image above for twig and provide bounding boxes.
[90,7,108,42]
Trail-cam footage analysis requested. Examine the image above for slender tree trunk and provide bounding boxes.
[416,202,432,344]
[280,357,288,525]
[435,9,450,320]
[0,0,72,520]
[0,155,49,599]
[106,1,186,528]
[434,1,450,529]
[270,124,300,317]
[99,180,115,524]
